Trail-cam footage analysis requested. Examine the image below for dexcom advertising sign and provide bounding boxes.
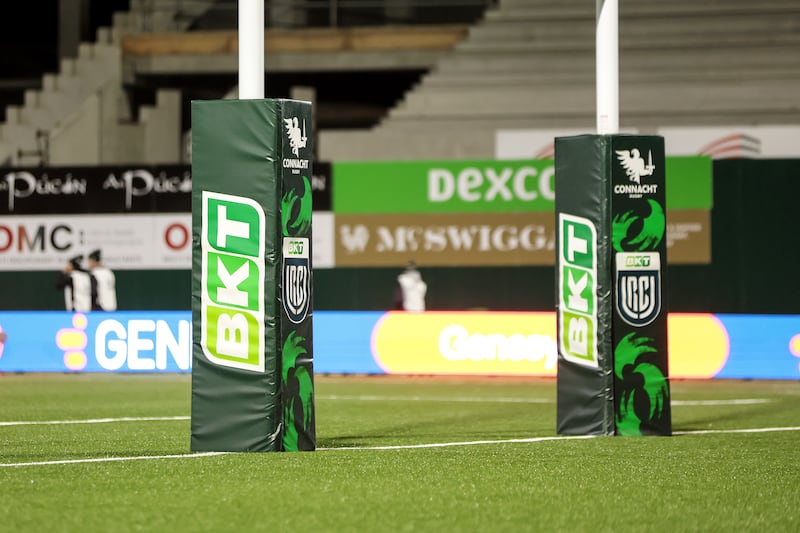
[331,157,712,267]
[333,160,556,213]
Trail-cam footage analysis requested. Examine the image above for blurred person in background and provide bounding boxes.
[87,249,117,311]
[395,261,427,312]
[56,255,96,312]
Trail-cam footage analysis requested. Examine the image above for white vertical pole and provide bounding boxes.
[596,0,619,134]
[239,0,264,99]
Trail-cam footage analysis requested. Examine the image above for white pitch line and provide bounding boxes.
[2,427,799,468]
[320,425,800,451]
[0,452,228,468]
[318,394,554,403]
[0,398,772,428]
[672,399,771,406]
[322,396,771,406]
[673,426,800,436]
[318,434,597,451]
[0,416,189,427]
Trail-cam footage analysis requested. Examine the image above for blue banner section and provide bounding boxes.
[313,311,384,374]
[716,315,800,380]
[0,311,191,373]
[0,311,798,379]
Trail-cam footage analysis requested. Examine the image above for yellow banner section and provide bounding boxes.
[370,312,728,378]
[373,312,558,375]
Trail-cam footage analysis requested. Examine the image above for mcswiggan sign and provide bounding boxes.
[334,212,556,266]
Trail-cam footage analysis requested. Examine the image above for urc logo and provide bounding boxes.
[200,191,265,372]
[282,237,310,324]
[615,252,661,327]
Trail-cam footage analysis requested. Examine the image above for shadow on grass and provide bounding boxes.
[672,400,783,432]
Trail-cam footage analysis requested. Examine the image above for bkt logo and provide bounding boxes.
[201,191,265,372]
[626,255,651,267]
[616,252,661,327]
[283,237,310,324]
[558,213,598,368]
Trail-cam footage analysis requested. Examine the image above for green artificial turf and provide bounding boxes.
[1,374,798,532]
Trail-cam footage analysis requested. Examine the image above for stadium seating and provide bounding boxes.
[319,0,800,160]
[1,0,798,165]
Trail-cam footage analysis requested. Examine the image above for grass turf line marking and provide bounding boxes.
[322,396,771,406]
[3,427,799,467]
[319,435,597,451]
[672,399,771,406]
[319,395,554,403]
[0,452,228,468]
[321,426,800,451]
[0,398,772,427]
[673,425,800,436]
[0,416,190,427]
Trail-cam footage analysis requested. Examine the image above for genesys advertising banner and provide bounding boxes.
[1,311,798,380]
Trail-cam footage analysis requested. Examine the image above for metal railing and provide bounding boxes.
[165,0,497,30]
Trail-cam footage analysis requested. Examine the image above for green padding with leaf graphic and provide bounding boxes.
[610,134,671,436]
[612,199,666,252]
[282,331,315,452]
[614,333,669,436]
[278,98,316,451]
[282,175,312,237]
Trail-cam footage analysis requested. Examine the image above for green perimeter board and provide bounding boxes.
[278,100,316,451]
[555,135,614,435]
[609,136,671,436]
[191,99,282,452]
[332,157,711,214]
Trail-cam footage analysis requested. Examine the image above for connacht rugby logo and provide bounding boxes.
[283,117,308,157]
[282,237,310,324]
[616,148,655,184]
[615,252,661,327]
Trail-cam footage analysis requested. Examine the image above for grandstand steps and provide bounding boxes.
[114,0,217,33]
[390,78,800,118]
[0,24,180,166]
[489,0,800,20]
